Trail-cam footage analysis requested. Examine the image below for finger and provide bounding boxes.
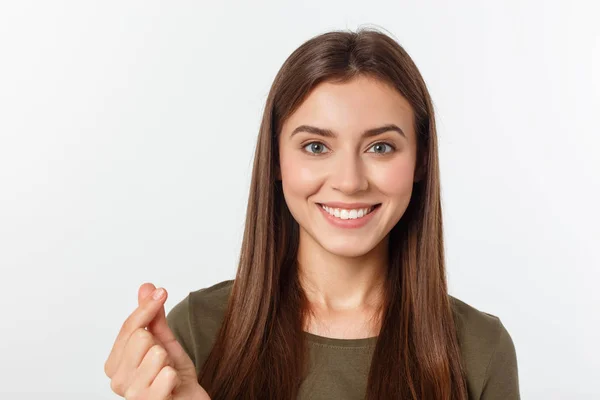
[105,283,167,377]
[111,328,157,393]
[138,282,157,306]
[138,283,170,342]
[126,344,172,397]
[145,296,191,370]
[147,302,176,352]
[149,366,180,400]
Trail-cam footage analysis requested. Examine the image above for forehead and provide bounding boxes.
[282,75,415,137]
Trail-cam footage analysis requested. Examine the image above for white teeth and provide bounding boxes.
[321,205,375,220]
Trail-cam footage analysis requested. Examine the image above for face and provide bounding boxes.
[278,75,419,258]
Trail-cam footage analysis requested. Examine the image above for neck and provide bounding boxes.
[296,229,388,312]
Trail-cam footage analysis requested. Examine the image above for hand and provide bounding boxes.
[104,283,211,400]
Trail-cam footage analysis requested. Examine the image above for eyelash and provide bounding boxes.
[302,141,396,156]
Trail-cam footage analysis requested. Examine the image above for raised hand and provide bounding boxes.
[104,283,211,400]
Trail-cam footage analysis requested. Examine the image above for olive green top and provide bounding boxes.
[166,280,520,399]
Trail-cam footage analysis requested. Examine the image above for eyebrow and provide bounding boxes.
[290,124,406,139]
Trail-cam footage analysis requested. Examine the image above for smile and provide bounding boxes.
[316,202,381,229]
[319,204,377,220]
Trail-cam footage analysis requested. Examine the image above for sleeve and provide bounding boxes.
[480,318,520,400]
[166,293,197,367]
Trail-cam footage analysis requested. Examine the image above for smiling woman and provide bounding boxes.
[163,28,520,400]
[279,76,418,259]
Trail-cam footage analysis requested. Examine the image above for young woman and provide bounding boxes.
[105,28,520,400]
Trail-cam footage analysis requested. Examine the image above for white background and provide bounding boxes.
[1,1,598,399]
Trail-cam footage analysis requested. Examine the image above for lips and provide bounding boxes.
[316,202,381,228]
[319,203,380,220]
[318,202,378,209]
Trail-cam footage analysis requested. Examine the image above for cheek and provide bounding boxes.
[280,151,325,200]
[370,157,415,198]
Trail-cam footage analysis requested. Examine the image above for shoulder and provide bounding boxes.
[167,279,233,328]
[449,295,520,399]
[449,295,505,351]
[188,279,234,315]
[166,280,234,374]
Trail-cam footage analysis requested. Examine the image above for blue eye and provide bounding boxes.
[367,142,394,154]
[304,142,330,155]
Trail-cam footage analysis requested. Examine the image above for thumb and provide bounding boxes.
[138,283,194,371]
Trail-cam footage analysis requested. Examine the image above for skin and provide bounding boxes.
[278,75,419,339]
[104,283,210,399]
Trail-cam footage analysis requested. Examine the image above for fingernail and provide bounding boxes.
[152,288,165,300]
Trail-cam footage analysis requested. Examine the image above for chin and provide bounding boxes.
[319,236,379,258]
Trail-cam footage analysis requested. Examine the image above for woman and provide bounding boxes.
[105,28,520,400]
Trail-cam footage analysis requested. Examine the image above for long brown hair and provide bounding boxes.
[199,28,468,400]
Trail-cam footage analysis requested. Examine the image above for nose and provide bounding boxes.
[330,152,368,195]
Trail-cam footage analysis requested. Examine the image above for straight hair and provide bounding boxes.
[199,28,468,400]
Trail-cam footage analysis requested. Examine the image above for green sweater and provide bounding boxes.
[166,280,520,399]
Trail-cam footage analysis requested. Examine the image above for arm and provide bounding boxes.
[480,318,520,400]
